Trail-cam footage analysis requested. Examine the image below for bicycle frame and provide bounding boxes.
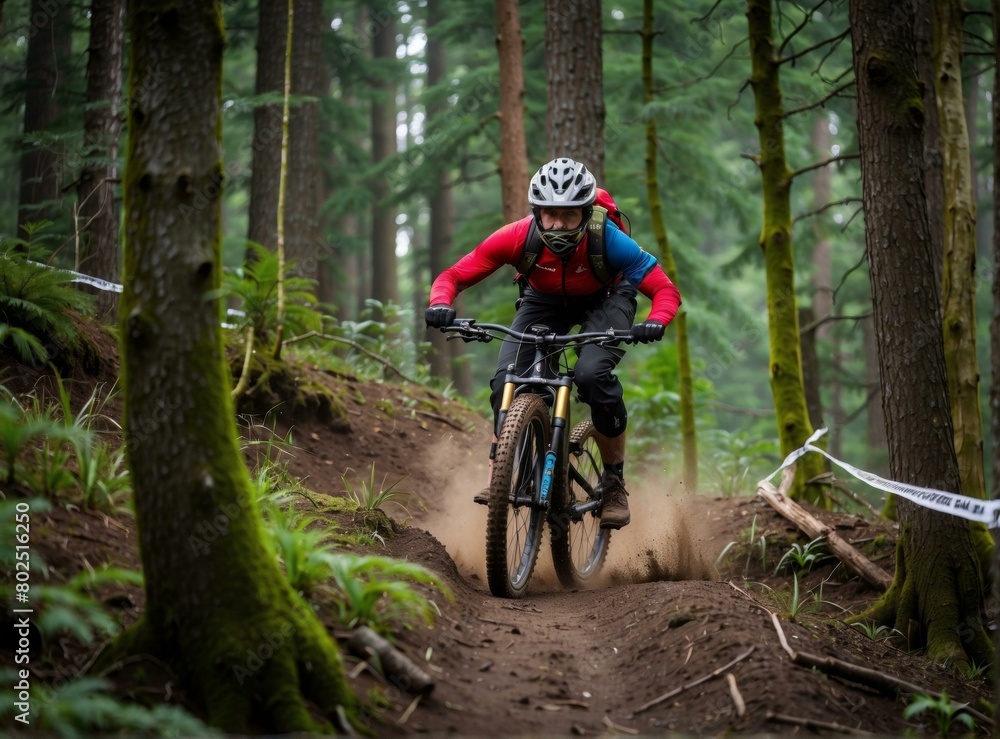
[452,320,631,513]
[442,318,635,597]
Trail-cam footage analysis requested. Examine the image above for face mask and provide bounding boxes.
[540,226,586,255]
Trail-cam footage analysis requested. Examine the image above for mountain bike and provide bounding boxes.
[441,319,636,599]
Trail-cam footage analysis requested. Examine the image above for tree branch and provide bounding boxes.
[782,80,855,118]
[659,36,749,93]
[777,0,837,58]
[789,152,859,179]
[779,28,850,67]
[793,196,863,225]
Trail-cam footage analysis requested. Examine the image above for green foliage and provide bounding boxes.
[0,670,215,737]
[263,501,341,596]
[341,463,418,518]
[326,552,453,636]
[0,232,94,363]
[222,242,324,342]
[903,690,976,736]
[73,437,131,513]
[0,394,79,486]
[775,536,830,574]
[851,621,903,645]
[34,567,143,644]
[717,513,769,574]
[701,428,781,497]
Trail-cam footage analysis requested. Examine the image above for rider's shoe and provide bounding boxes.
[598,470,630,529]
[473,487,490,506]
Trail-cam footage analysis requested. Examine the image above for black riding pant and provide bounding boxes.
[489,284,637,439]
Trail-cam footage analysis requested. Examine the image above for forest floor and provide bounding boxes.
[2,327,996,737]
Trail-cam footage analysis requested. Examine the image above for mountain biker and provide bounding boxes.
[425,157,681,529]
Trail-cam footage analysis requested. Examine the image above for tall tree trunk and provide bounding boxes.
[77,0,125,320]
[495,0,529,223]
[426,0,452,381]
[745,0,826,504]
[285,0,323,282]
[848,0,990,670]
[934,0,986,502]
[370,12,398,315]
[18,0,72,233]
[544,0,604,181]
[642,0,696,490]
[916,0,945,287]
[247,0,285,253]
[115,1,354,730]
[991,0,1000,504]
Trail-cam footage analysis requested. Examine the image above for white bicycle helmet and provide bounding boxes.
[528,158,597,254]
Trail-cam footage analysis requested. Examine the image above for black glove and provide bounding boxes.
[425,304,456,329]
[630,320,665,343]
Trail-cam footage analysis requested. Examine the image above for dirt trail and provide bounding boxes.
[321,408,992,737]
[11,358,994,737]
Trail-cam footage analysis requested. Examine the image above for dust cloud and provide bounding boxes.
[416,433,726,591]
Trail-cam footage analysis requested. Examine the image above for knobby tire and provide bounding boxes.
[549,419,611,588]
[485,394,550,598]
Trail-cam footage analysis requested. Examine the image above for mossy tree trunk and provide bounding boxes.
[117,2,354,730]
[642,0,697,490]
[370,10,398,317]
[745,0,826,505]
[933,0,992,575]
[933,0,987,494]
[849,0,990,670]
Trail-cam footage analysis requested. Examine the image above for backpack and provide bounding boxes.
[516,188,631,287]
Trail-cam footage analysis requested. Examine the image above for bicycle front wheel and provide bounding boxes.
[550,418,611,588]
[485,394,550,599]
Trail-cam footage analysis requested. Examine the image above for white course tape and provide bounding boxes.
[761,428,1000,527]
[27,261,123,293]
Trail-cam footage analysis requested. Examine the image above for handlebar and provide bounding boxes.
[441,319,637,347]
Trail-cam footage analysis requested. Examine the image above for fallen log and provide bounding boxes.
[756,471,892,591]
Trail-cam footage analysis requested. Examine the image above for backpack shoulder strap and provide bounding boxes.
[587,206,612,285]
[516,217,543,279]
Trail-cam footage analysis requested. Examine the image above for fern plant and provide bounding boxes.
[222,242,323,343]
[341,463,418,517]
[34,567,144,643]
[264,503,340,595]
[0,235,94,364]
[0,670,215,737]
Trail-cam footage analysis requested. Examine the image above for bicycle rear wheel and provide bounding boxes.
[485,394,550,598]
[549,419,611,588]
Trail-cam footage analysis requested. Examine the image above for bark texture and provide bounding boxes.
[117,1,354,729]
[247,0,285,253]
[933,0,986,502]
[992,0,1000,503]
[370,11,398,311]
[77,0,125,319]
[849,0,990,669]
[746,0,826,504]
[495,0,530,224]
[18,0,72,232]
[427,0,454,382]
[544,0,605,180]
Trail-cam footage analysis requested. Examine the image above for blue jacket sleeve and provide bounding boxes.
[604,222,659,285]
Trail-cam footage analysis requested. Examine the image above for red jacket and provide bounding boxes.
[429,216,681,325]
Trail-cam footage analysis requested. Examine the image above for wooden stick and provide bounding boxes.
[767,711,875,735]
[632,645,755,715]
[770,614,993,728]
[726,673,746,718]
[757,478,892,591]
[346,626,435,696]
[396,694,422,725]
